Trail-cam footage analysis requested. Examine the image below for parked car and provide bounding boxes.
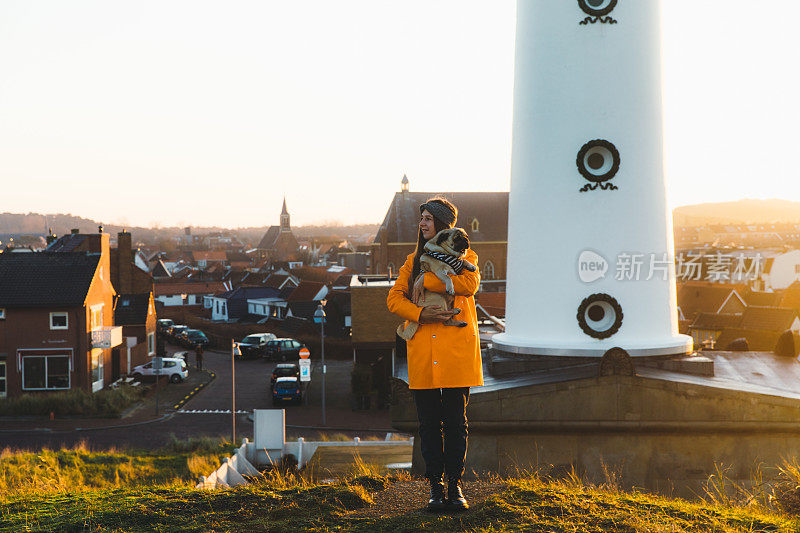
[181,329,209,348]
[271,363,300,387]
[272,377,302,405]
[169,325,189,342]
[156,318,174,334]
[264,338,307,362]
[131,357,188,383]
[237,333,277,359]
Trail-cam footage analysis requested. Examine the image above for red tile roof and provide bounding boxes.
[192,251,227,262]
[287,281,326,302]
[739,306,799,332]
[290,265,354,284]
[690,313,742,331]
[154,281,226,296]
[677,282,746,321]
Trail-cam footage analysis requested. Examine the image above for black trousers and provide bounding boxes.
[412,387,470,481]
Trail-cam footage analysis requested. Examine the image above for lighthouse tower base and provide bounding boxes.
[490,333,694,358]
[390,347,800,498]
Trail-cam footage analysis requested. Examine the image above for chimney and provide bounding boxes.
[117,231,133,294]
[100,233,111,285]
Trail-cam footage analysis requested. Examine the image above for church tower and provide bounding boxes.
[280,197,291,233]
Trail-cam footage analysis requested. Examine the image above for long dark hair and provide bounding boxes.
[409,197,458,294]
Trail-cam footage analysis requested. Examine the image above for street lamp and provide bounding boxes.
[313,303,327,426]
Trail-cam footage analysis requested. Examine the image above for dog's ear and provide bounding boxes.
[436,231,449,246]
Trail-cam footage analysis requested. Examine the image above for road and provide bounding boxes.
[0,344,394,451]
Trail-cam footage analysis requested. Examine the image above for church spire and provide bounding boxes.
[280,197,291,232]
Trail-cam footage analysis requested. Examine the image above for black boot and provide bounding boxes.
[447,478,469,511]
[426,475,446,512]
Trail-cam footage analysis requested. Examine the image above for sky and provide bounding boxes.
[0,1,798,228]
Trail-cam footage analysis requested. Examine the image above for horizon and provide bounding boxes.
[2,1,799,227]
[3,196,800,233]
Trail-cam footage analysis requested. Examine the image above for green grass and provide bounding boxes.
[0,474,797,532]
[2,440,800,532]
[0,384,146,418]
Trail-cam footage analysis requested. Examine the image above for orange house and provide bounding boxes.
[0,233,122,398]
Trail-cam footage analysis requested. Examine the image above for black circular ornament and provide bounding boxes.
[578,0,618,17]
[577,139,620,184]
[577,293,623,339]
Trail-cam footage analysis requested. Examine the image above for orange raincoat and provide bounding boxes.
[387,250,483,389]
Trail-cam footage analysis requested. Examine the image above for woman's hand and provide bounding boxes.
[419,306,458,324]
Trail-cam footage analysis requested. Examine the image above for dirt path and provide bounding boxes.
[351,478,508,518]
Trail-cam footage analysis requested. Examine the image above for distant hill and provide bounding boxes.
[0,212,379,246]
[673,199,800,226]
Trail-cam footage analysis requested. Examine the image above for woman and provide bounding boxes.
[386,196,482,512]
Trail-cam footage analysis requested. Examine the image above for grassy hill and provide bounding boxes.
[674,199,800,226]
[1,439,799,532]
[2,472,796,532]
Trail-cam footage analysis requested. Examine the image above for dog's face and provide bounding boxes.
[434,228,470,256]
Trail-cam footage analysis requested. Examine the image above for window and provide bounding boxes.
[22,355,70,390]
[50,312,68,330]
[0,361,6,398]
[91,350,103,391]
[0,308,5,319]
[795,264,800,274]
[471,218,479,233]
[483,260,496,281]
[387,263,395,275]
[147,332,155,355]
[90,305,104,330]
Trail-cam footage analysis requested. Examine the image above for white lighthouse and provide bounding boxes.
[492,0,692,357]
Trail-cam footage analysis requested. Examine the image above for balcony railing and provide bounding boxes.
[91,326,123,349]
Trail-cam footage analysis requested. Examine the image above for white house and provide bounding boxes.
[209,294,231,321]
[247,297,289,319]
[762,250,800,291]
[154,282,226,308]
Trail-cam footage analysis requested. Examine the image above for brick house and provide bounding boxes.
[0,240,122,398]
[370,176,508,285]
[111,230,157,372]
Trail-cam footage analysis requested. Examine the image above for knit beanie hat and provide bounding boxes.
[419,200,456,228]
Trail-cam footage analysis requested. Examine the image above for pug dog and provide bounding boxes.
[396,228,478,341]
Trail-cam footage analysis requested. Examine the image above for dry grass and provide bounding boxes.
[0,437,233,495]
[2,443,800,532]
